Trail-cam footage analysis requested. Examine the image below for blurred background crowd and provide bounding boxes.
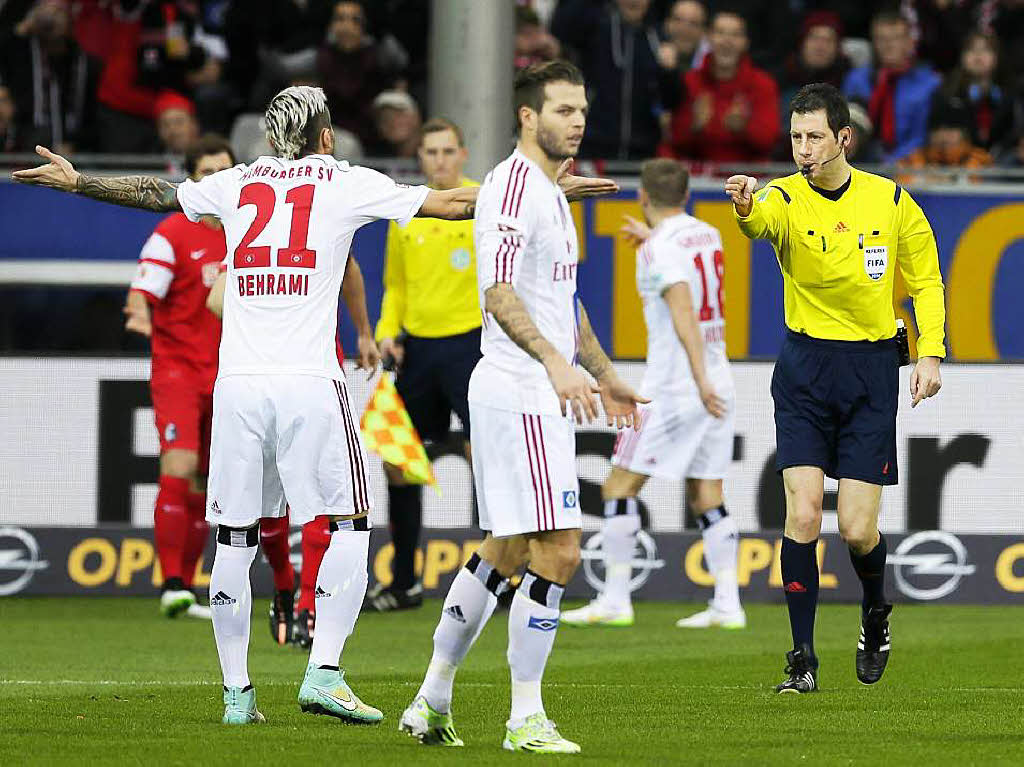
[2,0,1024,173]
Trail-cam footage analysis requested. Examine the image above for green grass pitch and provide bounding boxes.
[3,597,1023,765]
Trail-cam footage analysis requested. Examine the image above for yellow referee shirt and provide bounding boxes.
[375,178,481,341]
[735,168,946,358]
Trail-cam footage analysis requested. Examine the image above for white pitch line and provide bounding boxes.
[0,680,755,690]
[2,680,1021,693]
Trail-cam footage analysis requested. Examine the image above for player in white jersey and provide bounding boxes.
[399,61,646,756]
[12,86,482,726]
[562,159,745,630]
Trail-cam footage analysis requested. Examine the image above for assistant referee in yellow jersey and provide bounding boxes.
[367,118,481,612]
[726,84,945,694]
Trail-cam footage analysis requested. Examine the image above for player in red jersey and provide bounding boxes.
[124,134,236,619]
[206,251,380,646]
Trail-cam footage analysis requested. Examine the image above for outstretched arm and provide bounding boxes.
[416,186,478,220]
[726,174,788,245]
[576,304,649,429]
[556,159,619,202]
[12,146,181,212]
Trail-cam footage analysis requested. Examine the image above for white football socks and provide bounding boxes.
[209,535,258,688]
[601,504,641,608]
[598,499,638,606]
[418,553,505,713]
[698,508,742,613]
[308,529,370,668]
[508,570,564,726]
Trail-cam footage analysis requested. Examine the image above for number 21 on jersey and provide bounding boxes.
[233,183,318,269]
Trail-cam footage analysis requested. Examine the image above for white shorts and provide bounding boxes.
[611,396,735,480]
[206,375,372,528]
[470,403,581,538]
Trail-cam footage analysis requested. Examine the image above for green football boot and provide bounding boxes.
[502,713,581,754]
[297,663,383,724]
[399,695,464,746]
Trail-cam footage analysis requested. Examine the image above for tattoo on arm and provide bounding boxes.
[576,304,614,382]
[484,284,561,366]
[75,174,181,212]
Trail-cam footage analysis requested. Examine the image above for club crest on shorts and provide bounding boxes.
[164,423,177,443]
[864,245,888,281]
[562,490,578,509]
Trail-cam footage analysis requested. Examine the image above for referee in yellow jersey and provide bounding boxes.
[367,118,481,611]
[726,84,945,693]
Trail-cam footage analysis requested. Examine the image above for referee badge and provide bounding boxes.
[450,248,471,271]
[864,245,888,281]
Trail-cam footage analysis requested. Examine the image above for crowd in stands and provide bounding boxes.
[2,0,1024,175]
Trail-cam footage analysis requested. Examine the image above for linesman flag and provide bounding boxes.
[360,374,438,490]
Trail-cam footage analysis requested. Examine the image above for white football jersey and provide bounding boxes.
[471,150,580,415]
[176,155,429,379]
[636,212,732,399]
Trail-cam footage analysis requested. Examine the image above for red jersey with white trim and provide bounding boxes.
[175,155,429,380]
[636,212,732,399]
[471,150,580,416]
[130,213,226,387]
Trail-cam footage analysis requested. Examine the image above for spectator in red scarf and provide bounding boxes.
[662,10,779,163]
[931,30,1015,154]
[843,10,941,162]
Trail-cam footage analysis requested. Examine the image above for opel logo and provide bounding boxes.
[888,531,975,601]
[580,529,664,594]
[0,527,50,596]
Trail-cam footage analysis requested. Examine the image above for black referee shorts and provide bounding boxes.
[394,328,481,444]
[771,330,899,486]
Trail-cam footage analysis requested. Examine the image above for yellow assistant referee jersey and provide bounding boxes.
[375,178,481,341]
[735,168,946,358]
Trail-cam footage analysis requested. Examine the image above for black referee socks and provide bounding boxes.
[849,534,888,611]
[781,537,819,654]
[387,483,422,590]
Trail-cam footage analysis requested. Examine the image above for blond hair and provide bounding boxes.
[264,86,330,160]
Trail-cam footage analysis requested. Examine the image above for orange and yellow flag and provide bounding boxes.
[360,374,437,489]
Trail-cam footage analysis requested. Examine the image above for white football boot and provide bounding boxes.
[561,598,634,627]
[675,603,746,629]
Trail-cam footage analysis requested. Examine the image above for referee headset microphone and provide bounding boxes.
[800,134,848,177]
